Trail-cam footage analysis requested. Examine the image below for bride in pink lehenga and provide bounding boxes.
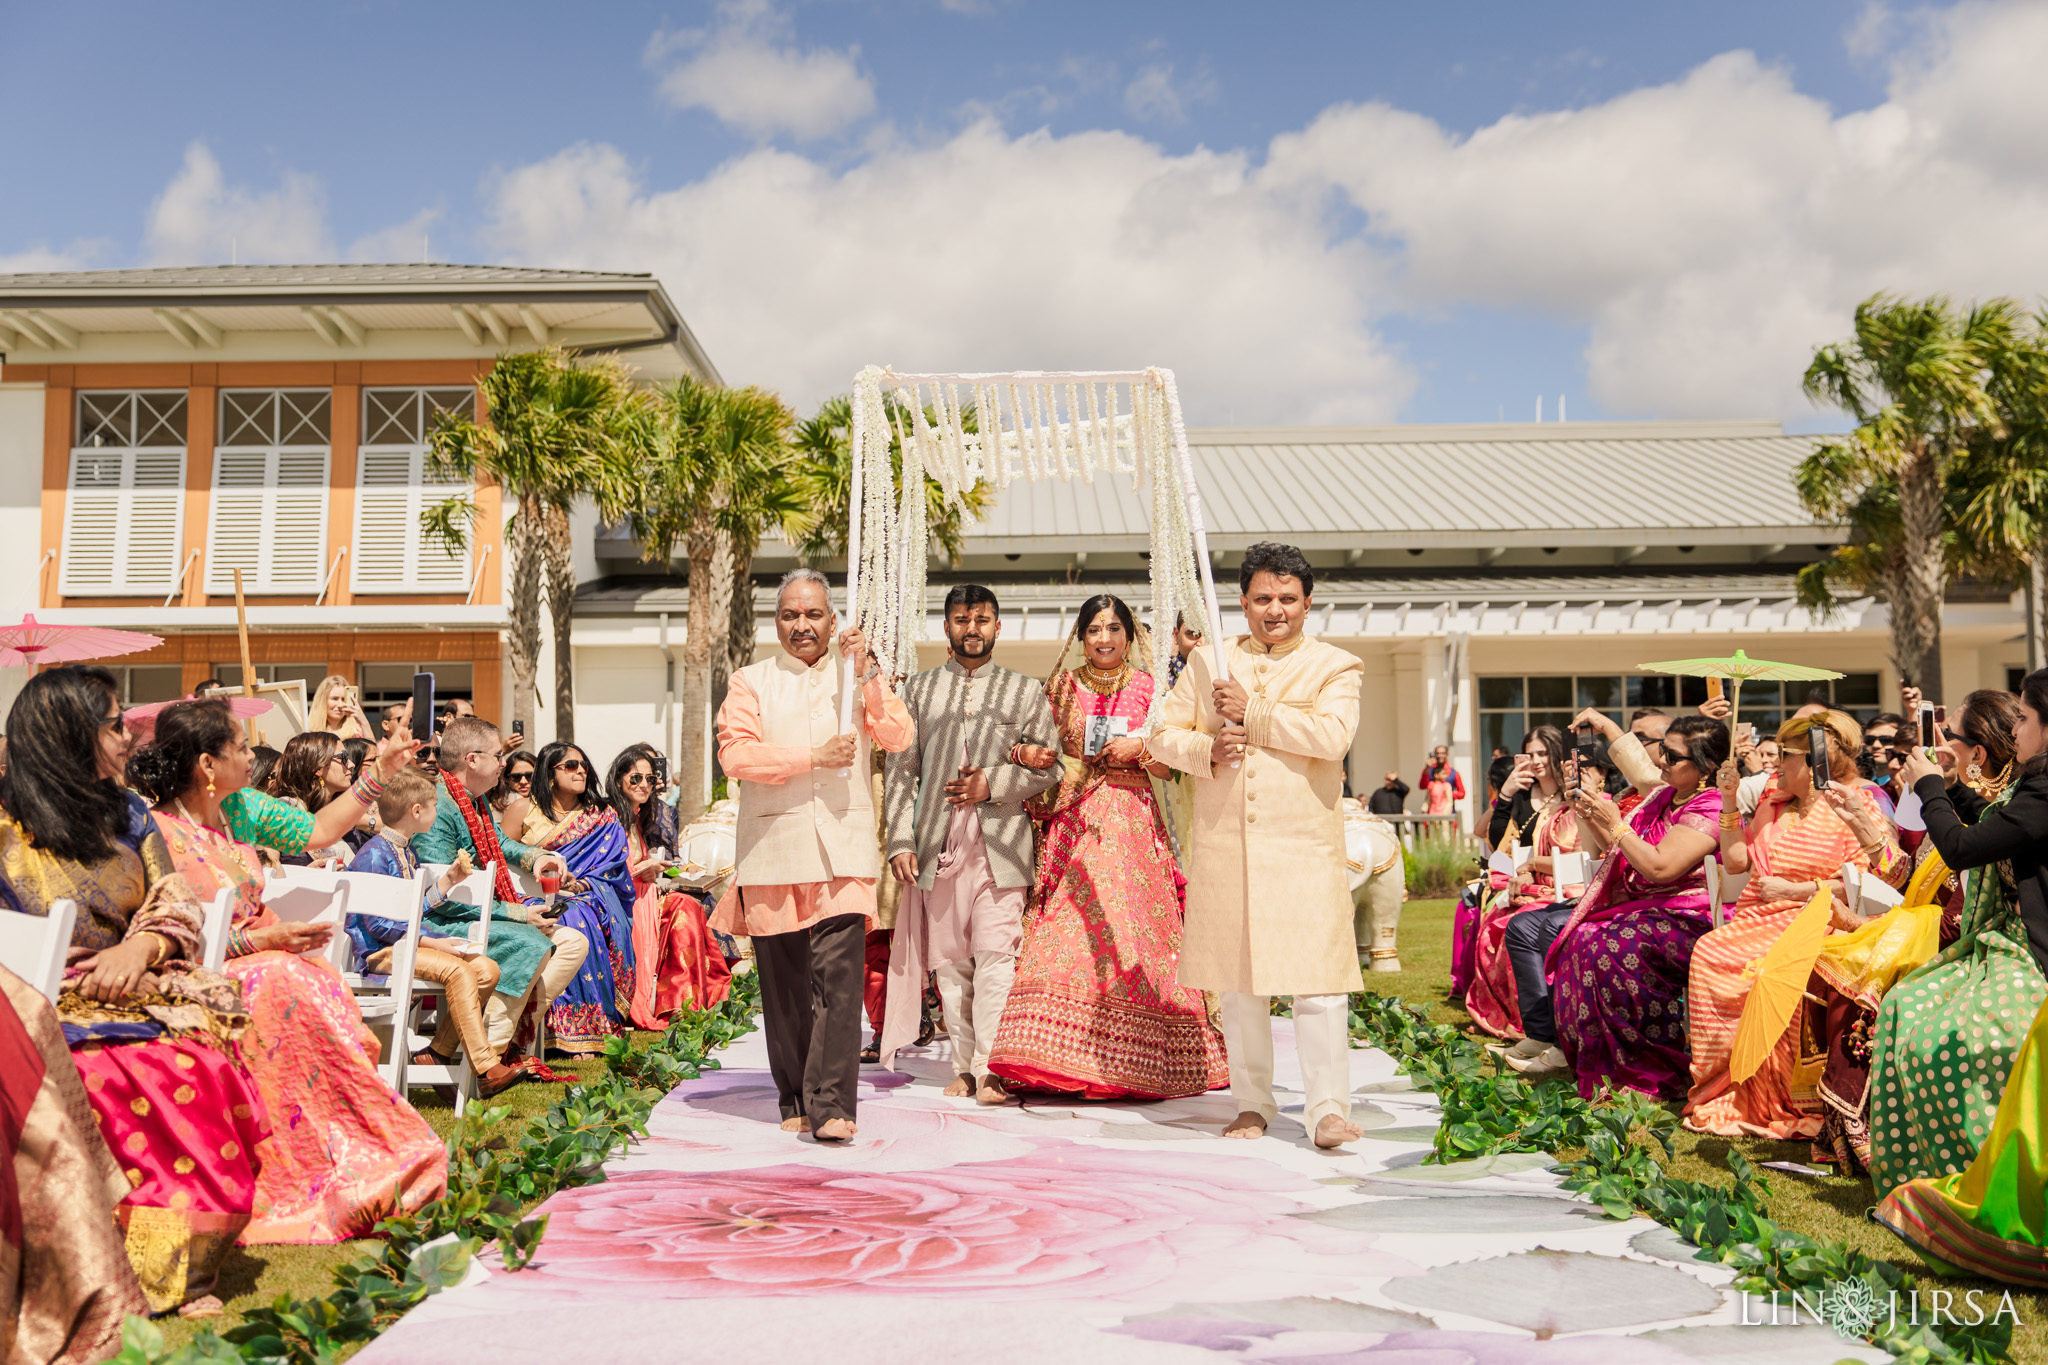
[986,594,1229,1100]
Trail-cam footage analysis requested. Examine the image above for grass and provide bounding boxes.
[155,1040,660,1353]
[1402,837,1485,900]
[1386,898,2048,1361]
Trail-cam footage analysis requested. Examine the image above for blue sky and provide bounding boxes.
[4,1,2041,428]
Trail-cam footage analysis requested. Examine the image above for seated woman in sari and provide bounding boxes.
[0,666,264,1317]
[2,963,149,1358]
[1544,716,1726,1099]
[987,594,1230,1100]
[1866,682,2048,1193]
[516,742,637,1056]
[130,699,445,1244]
[1683,710,1907,1139]
[1464,725,1601,1039]
[608,744,730,1027]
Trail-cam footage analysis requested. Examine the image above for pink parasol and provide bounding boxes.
[0,612,163,668]
[124,694,272,743]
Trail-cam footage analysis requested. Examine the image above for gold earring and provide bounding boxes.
[207,776,217,797]
[1967,761,1983,783]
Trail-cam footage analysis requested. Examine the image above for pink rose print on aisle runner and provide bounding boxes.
[504,1142,1415,1302]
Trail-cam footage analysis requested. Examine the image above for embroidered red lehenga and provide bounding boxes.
[986,665,1229,1100]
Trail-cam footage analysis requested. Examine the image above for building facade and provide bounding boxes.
[572,419,2033,826]
[0,264,716,726]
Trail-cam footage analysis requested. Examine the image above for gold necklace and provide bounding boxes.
[1078,660,1131,695]
[175,798,254,882]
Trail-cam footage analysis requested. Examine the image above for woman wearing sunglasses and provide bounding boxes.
[608,743,731,1028]
[490,750,539,830]
[510,743,638,1058]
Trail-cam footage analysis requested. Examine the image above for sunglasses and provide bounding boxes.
[556,759,587,774]
[101,712,128,734]
[622,773,652,787]
[1656,742,1693,767]
[507,771,534,784]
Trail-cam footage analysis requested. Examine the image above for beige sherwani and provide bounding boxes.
[1150,631,1364,1127]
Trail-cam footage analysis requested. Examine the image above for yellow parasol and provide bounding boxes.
[1636,649,1844,739]
[1729,887,1836,1083]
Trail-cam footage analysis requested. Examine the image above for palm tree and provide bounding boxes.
[1947,315,2048,663]
[424,348,646,742]
[789,393,993,566]
[636,378,806,812]
[1796,294,2022,701]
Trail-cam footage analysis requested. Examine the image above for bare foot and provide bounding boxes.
[1223,1110,1268,1140]
[178,1295,224,1320]
[779,1116,813,1133]
[1314,1114,1365,1149]
[814,1117,857,1141]
[943,1073,974,1097]
[976,1075,1011,1106]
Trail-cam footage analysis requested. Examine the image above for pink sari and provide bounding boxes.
[986,668,1228,1099]
[154,810,445,1243]
[626,826,732,1028]
[1464,795,1590,1039]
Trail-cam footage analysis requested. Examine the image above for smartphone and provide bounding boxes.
[1707,677,1724,702]
[652,754,670,790]
[1809,725,1831,789]
[1920,703,1937,749]
[410,672,436,743]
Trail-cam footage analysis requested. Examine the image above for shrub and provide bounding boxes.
[1404,835,1484,899]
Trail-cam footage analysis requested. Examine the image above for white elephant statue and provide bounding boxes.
[1343,798,1405,972]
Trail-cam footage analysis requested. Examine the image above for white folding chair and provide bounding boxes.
[0,901,78,1004]
[1704,856,1751,929]
[199,887,234,972]
[261,866,356,973]
[422,861,521,1071]
[333,865,477,1108]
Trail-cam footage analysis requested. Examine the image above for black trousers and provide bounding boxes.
[1504,902,1577,1044]
[752,912,865,1125]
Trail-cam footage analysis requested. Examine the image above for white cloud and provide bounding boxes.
[0,243,102,274]
[648,0,875,141]
[1124,61,1218,125]
[479,127,1408,424]
[143,142,332,265]
[347,208,444,264]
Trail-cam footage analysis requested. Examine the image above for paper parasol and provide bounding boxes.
[124,694,272,743]
[1636,649,1844,734]
[1729,887,1835,1082]
[0,612,161,668]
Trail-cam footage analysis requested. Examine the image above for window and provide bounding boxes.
[111,665,184,706]
[60,391,188,596]
[352,387,476,594]
[1475,671,1882,756]
[205,390,331,594]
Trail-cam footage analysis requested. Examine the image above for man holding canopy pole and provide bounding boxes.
[1150,541,1367,1148]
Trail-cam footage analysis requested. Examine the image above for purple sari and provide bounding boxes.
[1545,785,1721,1101]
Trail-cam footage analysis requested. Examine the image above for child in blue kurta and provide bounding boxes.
[346,767,526,1099]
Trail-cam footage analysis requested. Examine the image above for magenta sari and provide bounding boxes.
[1545,785,1721,1101]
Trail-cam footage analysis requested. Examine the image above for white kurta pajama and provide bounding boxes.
[1150,632,1365,1128]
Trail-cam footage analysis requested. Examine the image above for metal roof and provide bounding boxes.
[0,264,655,292]
[957,420,1827,551]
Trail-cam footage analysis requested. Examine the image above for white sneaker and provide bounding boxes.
[1504,1045,1569,1077]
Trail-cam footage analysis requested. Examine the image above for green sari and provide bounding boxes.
[1878,991,2048,1286]
[1867,784,2048,1192]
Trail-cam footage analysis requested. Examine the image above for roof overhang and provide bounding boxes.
[26,605,509,631]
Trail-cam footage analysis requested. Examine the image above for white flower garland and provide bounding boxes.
[845,367,1222,732]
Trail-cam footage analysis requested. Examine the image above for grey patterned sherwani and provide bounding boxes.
[884,659,1060,892]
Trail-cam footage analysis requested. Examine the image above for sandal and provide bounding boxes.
[859,1042,881,1064]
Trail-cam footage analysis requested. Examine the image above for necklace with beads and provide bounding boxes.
[174,798,255,882]
[1078,660,1132,695]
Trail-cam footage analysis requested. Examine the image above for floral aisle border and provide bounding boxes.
[114,975,765,1365]
[840,366,1224,732]
[1345,992,2012,1365]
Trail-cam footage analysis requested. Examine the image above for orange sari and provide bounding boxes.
[1683,781,1906,1139]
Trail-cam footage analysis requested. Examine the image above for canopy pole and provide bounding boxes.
[233,569,257,739]
[837,388,867,738]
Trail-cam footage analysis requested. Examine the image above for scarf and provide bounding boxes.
[441,770,522,905]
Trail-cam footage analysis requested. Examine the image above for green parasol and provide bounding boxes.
[1635,649,1844,737]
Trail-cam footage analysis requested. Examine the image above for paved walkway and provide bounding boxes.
[362,1023,1888,1365]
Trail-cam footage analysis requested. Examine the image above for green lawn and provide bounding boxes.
[1383,898,2048,1362]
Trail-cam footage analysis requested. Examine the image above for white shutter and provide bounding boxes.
[350,445,471,593]
[60,447,186,596]
[205,447,330,594]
